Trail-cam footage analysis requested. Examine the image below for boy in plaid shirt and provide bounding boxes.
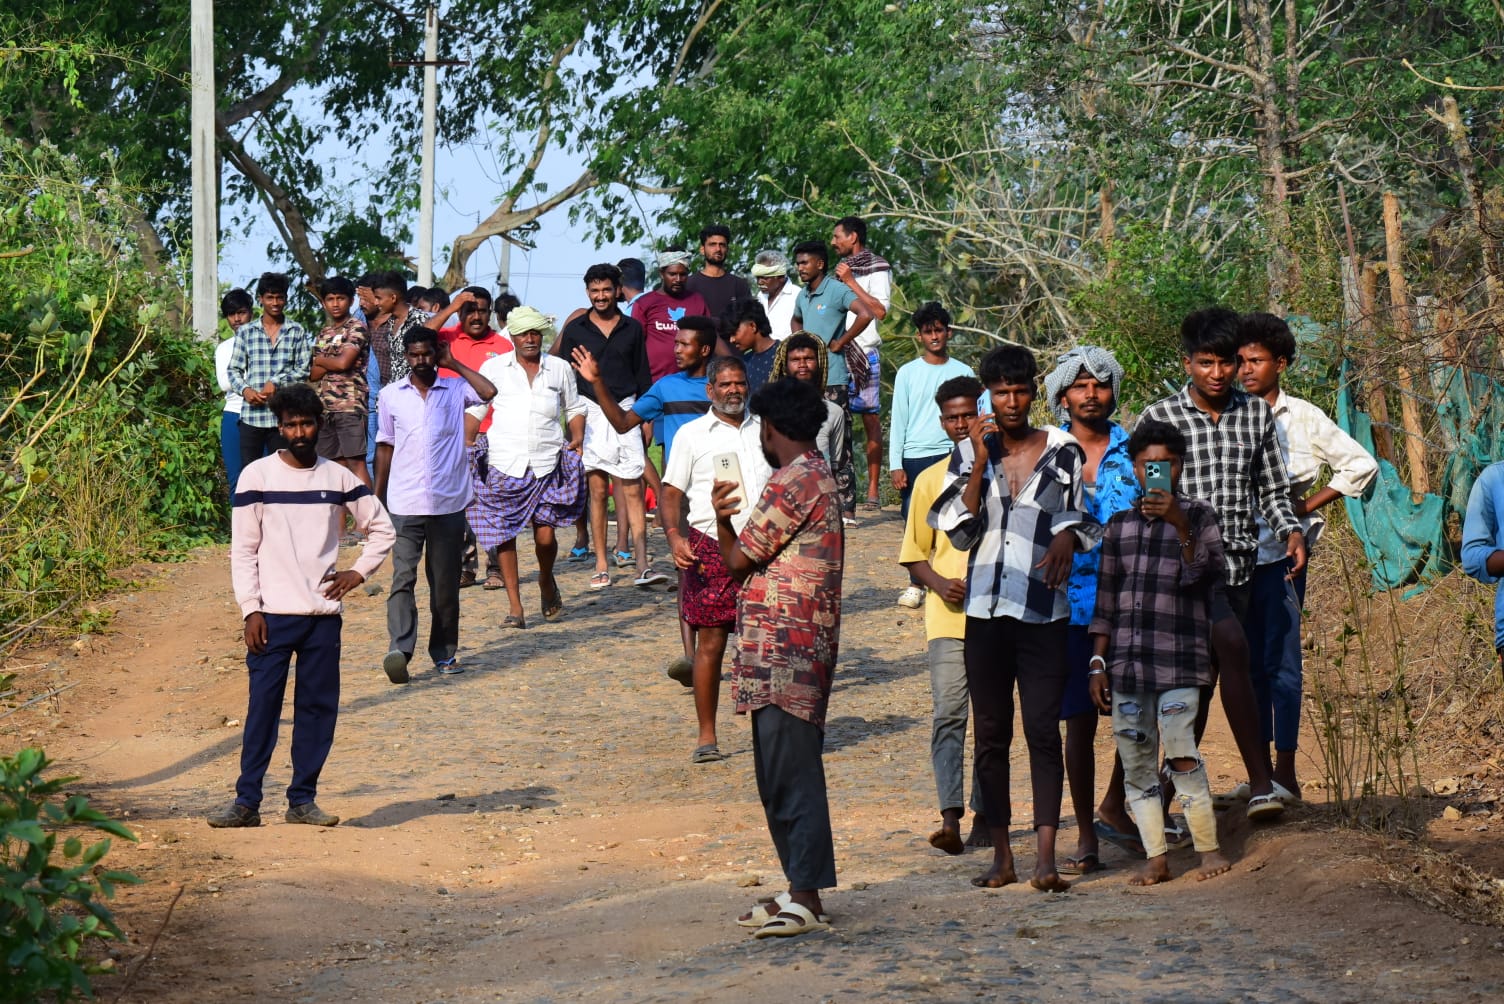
[1089,420,1233,885]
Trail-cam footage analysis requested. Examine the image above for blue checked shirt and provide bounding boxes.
[1062,421,1141,626]
[929,425,1099,623]
[1139,385,1299,587]
[226,317,312,429]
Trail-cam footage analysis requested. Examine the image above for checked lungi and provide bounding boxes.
[679,527,739,628]
[467,436,586,546]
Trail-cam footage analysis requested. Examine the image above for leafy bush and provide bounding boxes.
[1,747,138,1003]
[0,139,223,653]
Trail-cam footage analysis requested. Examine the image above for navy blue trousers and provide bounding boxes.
[236,613,342,810]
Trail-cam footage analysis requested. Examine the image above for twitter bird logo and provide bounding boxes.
[668,306,687,322]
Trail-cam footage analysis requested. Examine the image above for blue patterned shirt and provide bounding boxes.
[226,317,312,429]
[1062,422,1140,626]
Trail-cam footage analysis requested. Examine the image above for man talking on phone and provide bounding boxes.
[659,355,772,762]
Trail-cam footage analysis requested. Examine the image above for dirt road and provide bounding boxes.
[7,512,1504,1002]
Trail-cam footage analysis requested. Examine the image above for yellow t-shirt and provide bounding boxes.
[897,456,968,640]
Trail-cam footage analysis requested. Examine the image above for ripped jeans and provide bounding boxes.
[1111,687,1218,859]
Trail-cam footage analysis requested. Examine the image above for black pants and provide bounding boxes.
[387,510,467,664]
[236,614,342,810]
[752,705,837,891]
[462,522,501,580]
[963,616,1069,829]
[238,421,285,473]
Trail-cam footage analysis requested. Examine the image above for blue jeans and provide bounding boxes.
[1246,560,1303,751]
[900,452,949,520]
[220,410,243,496]
[1111,687,1218,858]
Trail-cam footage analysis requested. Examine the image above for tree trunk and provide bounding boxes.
[1383,192,1430,498]
[1435,94,1503,310]
[439,170,597,291]
[1237,0,1295,313]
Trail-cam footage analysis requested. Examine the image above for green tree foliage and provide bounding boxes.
[0,139,221,652]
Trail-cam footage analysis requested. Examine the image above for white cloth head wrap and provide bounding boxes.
[656,249,693,269]
[1043,345,1125,421]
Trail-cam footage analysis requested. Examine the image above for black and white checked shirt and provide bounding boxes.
[1139,386,1299,587]
[928,426,1099,623]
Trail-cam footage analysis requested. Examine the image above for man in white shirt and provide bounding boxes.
[466,306,588,630]
[660,355,772,763]
[832,216,893,510]
[753,249,800,341]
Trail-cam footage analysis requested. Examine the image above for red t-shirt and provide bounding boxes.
[632,290,708,382]
[439,327,513,431]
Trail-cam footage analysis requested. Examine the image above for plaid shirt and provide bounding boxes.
[226,317,312,429]
[929,425,1099,623]
[1139,385,1298,587]
[1089,497,1225,692]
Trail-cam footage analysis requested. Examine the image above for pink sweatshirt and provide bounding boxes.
[231,453,395,618]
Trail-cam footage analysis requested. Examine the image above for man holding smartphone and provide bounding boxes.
[659,356,772,762]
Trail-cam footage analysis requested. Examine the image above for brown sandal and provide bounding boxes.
[483,572,504,591]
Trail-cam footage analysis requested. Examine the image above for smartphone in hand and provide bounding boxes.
[712,452,746,509]
[1143,460,1172,495]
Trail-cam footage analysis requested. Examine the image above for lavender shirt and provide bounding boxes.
[376,375,483,516]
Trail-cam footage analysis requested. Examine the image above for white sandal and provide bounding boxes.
[753,901,829,939]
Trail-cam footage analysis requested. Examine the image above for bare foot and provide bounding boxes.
[970,854,1016,888]
[929,824,964,856]
[1129,855,1172,887]
[1030,870,1070,893]
[963,815,992,848]
[1194,850,1233,881]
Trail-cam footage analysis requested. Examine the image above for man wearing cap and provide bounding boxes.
[466,306,588,627]
[1042,346,1143,874]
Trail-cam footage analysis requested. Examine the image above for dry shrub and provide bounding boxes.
[1302,519,1504,832]
[1376,842,1504,929]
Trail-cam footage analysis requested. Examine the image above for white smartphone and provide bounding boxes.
[711,452,747,509]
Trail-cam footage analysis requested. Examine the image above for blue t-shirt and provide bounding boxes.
[794,277,859,386]
[634,372,710,464]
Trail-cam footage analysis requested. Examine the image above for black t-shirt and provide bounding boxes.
[686,271,752,323]
[556,312,653,404]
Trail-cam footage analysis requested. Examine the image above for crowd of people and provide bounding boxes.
[208,217,1384,939]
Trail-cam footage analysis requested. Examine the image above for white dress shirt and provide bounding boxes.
[1254,389,1378,562]
[757,282,801,341]
[848,267,892,351]
[662,410,773,536]
[468,353,586,479]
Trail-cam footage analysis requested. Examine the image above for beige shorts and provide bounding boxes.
[581,398,645,479]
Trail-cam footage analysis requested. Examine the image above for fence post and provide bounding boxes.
[1384,192,1430,499]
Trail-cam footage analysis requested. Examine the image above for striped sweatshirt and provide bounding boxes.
[231,453,395,619]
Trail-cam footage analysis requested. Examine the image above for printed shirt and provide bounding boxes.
[372,308,433,384]
[313,317,370,414]
[1089,498,1226,693]
[1139,385,1299,587]
[793,276,858,386]
[662,411,772,536]
[897,457,969,641]
[633,371,710,465]
[1253,390,1378,564]
[226,316,313,429]
[757,281,800,341]
[467,353,585,479]
[929,425,1099,623]
[733,451,844,729]
[1062,422,1141,626]
[376,375,483,516]
[633,289,710,382]
[744,342,779,392]
[1462,462,1504,650]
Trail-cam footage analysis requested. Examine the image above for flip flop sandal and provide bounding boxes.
[566,547,592,562]
[691,744,725,764]
[1059,853,1104,875]
[861,498,881,511]
[589,571,610,590]
[1093,819,1146,858]
[541,586,564,621]
[753,902,829,939]
[1212,782,1252,810]
[1245,793,1286,821]
[613,549,634,568]
[503,614,527,630]
[737,892,831,928]
[1164,823,1191,848]
[483,573,504,591]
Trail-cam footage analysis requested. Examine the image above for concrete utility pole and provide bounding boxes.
[390,3,466,288]
[190,0,217,340]
[418,3,438,286]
